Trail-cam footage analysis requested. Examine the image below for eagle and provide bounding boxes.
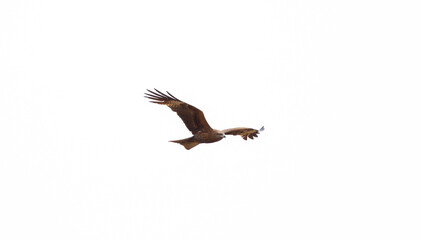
[145,89,264,150]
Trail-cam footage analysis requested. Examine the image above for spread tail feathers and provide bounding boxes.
[169,137,200,150]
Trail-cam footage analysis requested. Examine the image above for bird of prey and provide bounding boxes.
[145,89,264,150]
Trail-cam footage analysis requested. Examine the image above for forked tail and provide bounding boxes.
[169,137,200,150]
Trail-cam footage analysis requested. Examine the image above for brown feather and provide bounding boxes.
[223,127,263,141]
[169,137,200,150]
[145,89,212,134]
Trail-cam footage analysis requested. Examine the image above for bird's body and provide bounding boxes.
[145,89,263,150]
[192,129,225,143]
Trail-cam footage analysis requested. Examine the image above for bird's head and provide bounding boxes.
[214,130,226,139]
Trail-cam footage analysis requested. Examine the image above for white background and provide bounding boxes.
[1,0,422,239]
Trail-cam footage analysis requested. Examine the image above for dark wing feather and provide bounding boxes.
[222,126,264,140]
[145,89,212,134]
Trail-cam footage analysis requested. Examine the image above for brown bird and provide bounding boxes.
[145,89,264,150]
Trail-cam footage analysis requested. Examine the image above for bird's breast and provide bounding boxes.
[194,131,222,143]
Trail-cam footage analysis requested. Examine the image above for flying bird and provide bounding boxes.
[145,89,264,150]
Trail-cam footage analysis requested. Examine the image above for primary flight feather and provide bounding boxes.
[145,89,264,150]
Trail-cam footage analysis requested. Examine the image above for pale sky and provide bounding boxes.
[1,0,422,239]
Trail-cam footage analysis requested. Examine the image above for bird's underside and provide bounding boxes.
[145,89,264,150]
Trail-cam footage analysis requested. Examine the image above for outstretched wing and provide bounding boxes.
[223,126,264,140]
[145,89,213,134]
